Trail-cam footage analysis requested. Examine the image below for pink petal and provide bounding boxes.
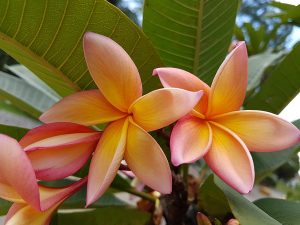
[39,90,126,125]
[212,110,300,152]
[86,118,128,206]
[83,32,142,111]
[170,117,212,166]
[129,88,203,131]
[20,123,101,180]
[204,122,254,194]
[19,122,96,147]
[153,67,210,114]
[0,135,40,210]
[124,120,172,194]
[207,42,248,117]
[5,178,87,225]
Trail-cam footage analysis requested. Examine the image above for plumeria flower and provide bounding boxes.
[39,32,203,205]
[154,42,300,193]
[20,122,101,181]
[0,134,87,225]
[5,178,87,225]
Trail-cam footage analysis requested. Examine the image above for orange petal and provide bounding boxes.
[124,119,172,194]
[5,178,87,225]
[86,118,128,206]
[153,67,210,114]
[207,42,248,117]
[129,88,203,131]
[0,135,40,210]
[83,32,142,111]
[40,90,126,125]
[212,110,300,152]
[204,122,254,194]
[170,117,212,166]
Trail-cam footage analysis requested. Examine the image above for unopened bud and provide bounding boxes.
[226,218,240,225]
[197,212,212,225]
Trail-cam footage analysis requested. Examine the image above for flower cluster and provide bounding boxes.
[0,32,299,224]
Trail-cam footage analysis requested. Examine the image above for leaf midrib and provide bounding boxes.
[193,0,204,75]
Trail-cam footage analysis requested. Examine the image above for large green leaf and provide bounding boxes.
[0,0,163,96]
[0,71,56,117]
[245,42,300,113]
[143,0,238,84]
[214,177,281,225]
[57,207,150,225]
[252,119,300,181]
[254,198,300,225]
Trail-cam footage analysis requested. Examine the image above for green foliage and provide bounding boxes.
[214,177,281,225]
[0,71,56,117]
[0,199,11,216]
[254,198,300,225]
[56,207,151,225]
[269,2,300,25]
[0,124,28,140]
[247,51,284,94]
[0,0,162,97]
[245,42,300,113]
[143,0,239,84]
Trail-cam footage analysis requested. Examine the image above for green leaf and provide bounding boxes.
[198,176,231,220]
[214,176,281,225]
[254,198,300,225]
[0,199,11,216]
[0,101,40,128]
[0,124,28,140]
[0,71,56,117]
[143,0,239,84]
[252,119,300,181]
[244,42,300,113]
[247,51,284,93]
[0,0,163,96]
[5,64,60,101]
[57,207,151,225]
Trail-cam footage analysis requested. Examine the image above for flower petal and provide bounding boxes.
[19,122,96,147]
[204,122,254,194]
[129,88,203,131]
[0,135,40,210]
[153,67,210,114]
[170,117,212,166]
[207,42,248,117]
[24,133,101,181]
[5,178,87,225]
[83,32,142,111]
[212,110,300,152]
[86,118,128,206]
[124,119,171,194]
[40,90,126,125]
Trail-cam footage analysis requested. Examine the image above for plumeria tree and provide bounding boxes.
[0,1,299,225]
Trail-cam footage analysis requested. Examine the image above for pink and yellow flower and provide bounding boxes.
[154,42,300,193]
[0,134,87,225]
[39,32,203,205]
